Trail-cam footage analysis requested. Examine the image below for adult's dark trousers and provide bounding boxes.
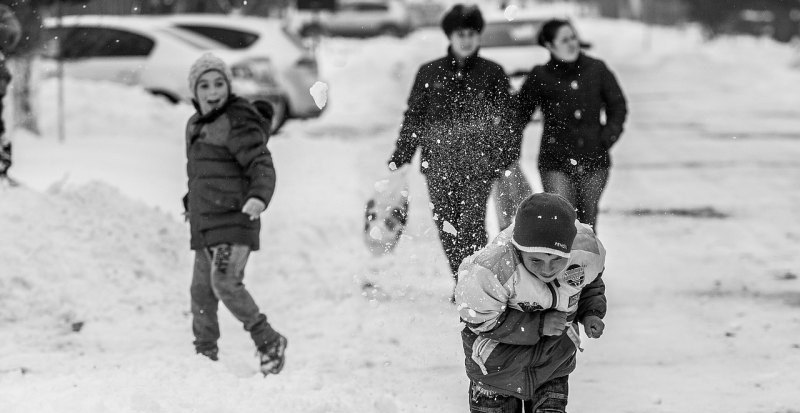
[426,174,494,279]
[190,243,278,353]
[468,375,569,413]
[540,167,609,233]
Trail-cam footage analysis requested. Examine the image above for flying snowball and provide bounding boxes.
[309,81,329,109]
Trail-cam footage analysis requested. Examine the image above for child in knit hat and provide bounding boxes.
[183,53,287,376]
[454,192,607,412]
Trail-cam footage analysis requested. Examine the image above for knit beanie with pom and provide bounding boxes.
[188,53,232,97]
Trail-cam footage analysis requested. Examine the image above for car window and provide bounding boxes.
[40,27,69,59]
[356,3,388,12]
[157,27,227,50]
[337,2,388,12]
[175,24,259,49]
[58,27,154,58]
[337,4,358,12]
[481,21,542,48]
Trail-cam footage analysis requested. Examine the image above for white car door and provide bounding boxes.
[328,2,385,34]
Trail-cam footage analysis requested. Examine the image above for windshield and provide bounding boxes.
[481,20,543,48]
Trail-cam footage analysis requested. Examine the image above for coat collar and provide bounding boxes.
[445,46,480,73]
[545,52,585,76]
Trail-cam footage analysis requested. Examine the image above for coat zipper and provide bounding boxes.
[546,281,558,309]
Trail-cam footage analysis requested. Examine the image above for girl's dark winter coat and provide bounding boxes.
[389,48,516,181]
[184,96,275,251]
[515,53,627,171]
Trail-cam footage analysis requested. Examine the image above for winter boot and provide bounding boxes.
[257,334,287,376]
[196,346,219,361]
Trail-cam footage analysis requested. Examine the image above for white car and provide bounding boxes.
[479,12,590,91]
[162,14,326,127]
[37,15,290,133]
[286,0,413,38]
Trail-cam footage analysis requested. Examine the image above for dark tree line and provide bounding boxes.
[683,0,800,41]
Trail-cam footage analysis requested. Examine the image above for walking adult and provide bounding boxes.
[0,4,20,183]
[515,19,627,232]
[387,4,517,286]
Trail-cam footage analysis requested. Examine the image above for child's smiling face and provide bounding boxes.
[519,251,569,283]
[195,70,229,114]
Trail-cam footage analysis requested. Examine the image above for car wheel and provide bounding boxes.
[269,98,289,135]
[380,25,406,37]
[148,90,180,104]
[300,24,325,38]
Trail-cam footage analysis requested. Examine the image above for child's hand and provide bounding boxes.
[242,198,266,220]
[542,311,568,336]
[582,315,605,338]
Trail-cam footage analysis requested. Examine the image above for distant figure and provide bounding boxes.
[0,4,20,182]
[456,193,607,413]
[183,53,286,375]
[515,19,627,233]
[387,4,517,289]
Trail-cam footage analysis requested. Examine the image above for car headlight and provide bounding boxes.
[231,57,278,86]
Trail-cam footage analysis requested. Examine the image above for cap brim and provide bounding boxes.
[511,239,571,258]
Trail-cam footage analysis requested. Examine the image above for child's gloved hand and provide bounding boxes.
[542,310,568,336]
[242,198,266,220]
[582,315,605,338]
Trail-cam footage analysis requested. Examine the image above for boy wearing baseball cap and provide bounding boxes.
[454,192,607,412]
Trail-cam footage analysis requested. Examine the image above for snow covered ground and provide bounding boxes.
[2,15,800,413]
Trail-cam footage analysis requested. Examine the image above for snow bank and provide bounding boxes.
[0,182,188,328]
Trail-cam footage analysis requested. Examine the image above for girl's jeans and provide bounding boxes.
[190,244,278,353]
[469,375,569,413]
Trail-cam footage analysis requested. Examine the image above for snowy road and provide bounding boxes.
[2,19,800,413]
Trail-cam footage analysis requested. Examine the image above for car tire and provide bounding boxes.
[269,98,288,135]
[148,90,180,104]
[300,24,326,38]
[380,25,406,38]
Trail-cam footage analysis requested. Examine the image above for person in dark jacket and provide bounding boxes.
[0,4,19,182]
[387,4,516,286]
[184,53,286,375]
[0,61,11,181]
[515,19,627,233]
[455,193,607,412]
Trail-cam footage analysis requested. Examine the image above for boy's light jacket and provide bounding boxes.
[455,222,607,399]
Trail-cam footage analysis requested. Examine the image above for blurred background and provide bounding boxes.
[4,0,800,137]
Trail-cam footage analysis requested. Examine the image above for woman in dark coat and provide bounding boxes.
[387,4,517,286]
[515,19,627,233]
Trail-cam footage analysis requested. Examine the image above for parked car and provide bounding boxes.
[287,0,413,38]
[36,15,289,133]
[162,14,326,130]
[479,12,590,91]
[405,0,446,29]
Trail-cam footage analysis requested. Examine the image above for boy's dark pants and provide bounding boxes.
[190,244,278,353]
[469,375,569,413]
